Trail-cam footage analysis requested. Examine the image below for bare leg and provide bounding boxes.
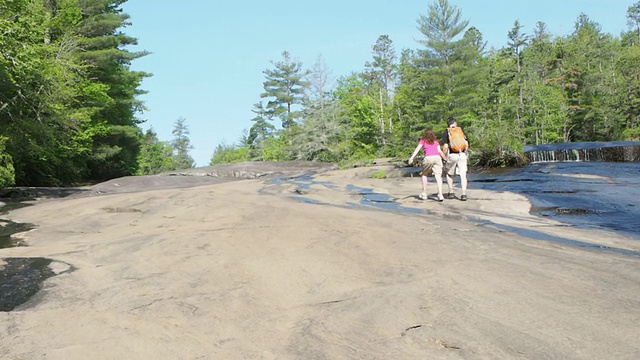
[421,175,429,195]
[435,174,444,197]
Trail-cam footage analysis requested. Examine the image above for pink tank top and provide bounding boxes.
[420,139,441,156]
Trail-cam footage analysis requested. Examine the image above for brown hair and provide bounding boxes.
[421,128,437,144]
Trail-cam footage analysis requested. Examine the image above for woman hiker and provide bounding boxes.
[409,128,447,202]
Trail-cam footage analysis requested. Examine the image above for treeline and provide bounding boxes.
[212,0,640,168]
[3,1,640,188]
[0,0,197,188]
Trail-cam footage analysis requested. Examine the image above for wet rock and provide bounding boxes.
[555,207,593,214]
[0,257,55,311]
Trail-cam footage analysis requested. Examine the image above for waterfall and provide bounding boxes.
[524,141,640,163]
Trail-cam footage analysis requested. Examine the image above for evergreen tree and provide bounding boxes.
[507,20,528,123]
[628,1,640,45]
[261,51,310,129]
[616,43,640,140]
[415,0,476,118]
[76,0,150,181]
[171,117,195,169]
[294,56,347,162]
[247,102,276,160]
[393,49,436,146]
[417,0,470,66]
[522,22,567,145]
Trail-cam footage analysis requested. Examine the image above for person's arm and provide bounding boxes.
[437,144,447,160]
[409,143,422,164]
[441,130,450,155]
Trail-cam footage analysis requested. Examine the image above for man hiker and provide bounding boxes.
[441,116,469,201]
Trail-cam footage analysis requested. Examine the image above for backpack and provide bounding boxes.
[447,127,468,153]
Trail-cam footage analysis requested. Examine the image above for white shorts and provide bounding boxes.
[444,152,468,177]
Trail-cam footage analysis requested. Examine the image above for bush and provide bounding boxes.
[371,169,387,179]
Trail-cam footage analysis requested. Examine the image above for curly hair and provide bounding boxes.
[421,128,437,144]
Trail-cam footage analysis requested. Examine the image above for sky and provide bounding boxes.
[120,0,633,166]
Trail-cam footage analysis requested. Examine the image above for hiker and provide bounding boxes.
[409,128,447,202]
[441,116,469,201]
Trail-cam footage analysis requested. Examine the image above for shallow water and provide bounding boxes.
[280,158,640,242]
[471,161,640,240]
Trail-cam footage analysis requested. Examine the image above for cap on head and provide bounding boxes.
[447,116,457,126]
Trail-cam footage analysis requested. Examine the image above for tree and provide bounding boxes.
[307,54,333,111]
[171,117,195,169]
[0,0,149,185]
[0,0,90,185]
[261,51,310,129]
[0,137,15,188]
[416,0,470,67]
[522,22,567,144]
[415,0,476,118]
[295,56,347,162]
[392,49,437,146]
[210,142,249,165]
[247,102,276,160]
[137,128,175,175]
[364,35,398,147]
[628,1,640,45]
[334,74,379,159]
[507,20,528,122]
[616,45,640,140]
[77,0,150,181]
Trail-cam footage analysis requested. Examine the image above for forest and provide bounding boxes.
[2,0,640,188]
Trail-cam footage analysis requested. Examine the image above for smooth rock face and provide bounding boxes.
[1,161,639,359]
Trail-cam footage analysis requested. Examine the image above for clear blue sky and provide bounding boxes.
[121,0,633,167]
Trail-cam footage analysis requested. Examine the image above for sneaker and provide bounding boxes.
[460,195,467,201]
[437,194,444,202]
[445,192,456,199]
[419,193,428,200]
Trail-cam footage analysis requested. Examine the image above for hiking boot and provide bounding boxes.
[445,192,456,199]
[419,193,428,200]
[460,195,468,201]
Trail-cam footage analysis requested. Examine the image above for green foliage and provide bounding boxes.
[210,143,250,165]
[171,117,195,170]
[334,74,381,158]
[0,137,16,188]
[137,129,176,175]
[4,0,640,183]
[261,51,310,128]
[371,169,387,179]
[259,131,293,161]
[0,0,149,186]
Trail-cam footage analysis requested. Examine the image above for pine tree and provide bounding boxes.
[261,51,310,129]
[76,0,151,181]
[171,117,195,169]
